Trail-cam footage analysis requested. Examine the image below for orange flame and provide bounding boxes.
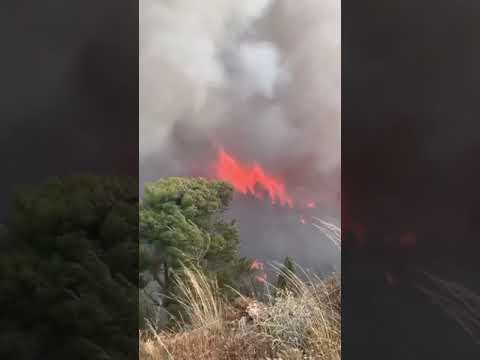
[306,201,316,208]
[255,273,268,284]
[250,259,265,271]
[213,148,294,207]
[250,259,267,284]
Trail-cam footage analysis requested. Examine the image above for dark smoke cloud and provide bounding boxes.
[140,0,340,271]
[343,1,480,251]
[0,0,137,220]
[342,3,480,358]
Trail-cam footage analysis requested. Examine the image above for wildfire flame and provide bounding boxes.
[212,148,294,207]
[307,201,316,208]
[250,259,265,271]
[250,259,268,284]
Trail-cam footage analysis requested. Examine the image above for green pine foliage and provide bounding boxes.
[277,256,296,290]
[139,177,251,321]
[0,175,138,360]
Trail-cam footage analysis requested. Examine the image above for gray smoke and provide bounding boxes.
[140,0,340,273]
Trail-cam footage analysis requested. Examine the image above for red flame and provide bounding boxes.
[250,259,265,271]
[255,273,268,284]
[250,259,268,284]
[306,201,316,208]
[213,148,294,207]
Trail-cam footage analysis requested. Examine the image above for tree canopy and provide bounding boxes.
[140,177,244,295]
[276,256,296,290]
[0,175,138,360]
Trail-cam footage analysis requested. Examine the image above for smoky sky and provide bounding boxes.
[140,0,340,270]
[0,1,138,220]
[343,0,480,253]
[342,2,480,358]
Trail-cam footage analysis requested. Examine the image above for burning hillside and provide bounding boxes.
[140,0,340,272]
[211,147,322,208]
[212,148,295,208]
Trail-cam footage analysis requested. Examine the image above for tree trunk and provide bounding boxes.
[153,260,165,288]
[163,260,170,290]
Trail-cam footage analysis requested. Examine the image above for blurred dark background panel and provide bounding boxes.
[0,1,138,359]
[343,1,480,359]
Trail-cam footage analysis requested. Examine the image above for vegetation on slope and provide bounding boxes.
[140,266,340,360]
[139,177,341,359]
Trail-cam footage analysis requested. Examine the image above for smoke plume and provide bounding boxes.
[140,0,340,272]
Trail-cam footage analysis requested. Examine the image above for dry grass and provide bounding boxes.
[260,266,341,359]
[140,266,341,360]
[415,270,480,344]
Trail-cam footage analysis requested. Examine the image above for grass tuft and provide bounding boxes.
[140,265,340,359]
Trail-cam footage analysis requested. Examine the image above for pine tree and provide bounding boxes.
[276,256,296,290]
[139,177,245,311]
[0,175,138,359]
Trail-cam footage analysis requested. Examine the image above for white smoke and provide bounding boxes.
[140,0,276,158]
[140,0,340,184]
[140,0,340,267]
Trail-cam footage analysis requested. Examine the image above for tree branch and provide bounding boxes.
[155,272,165,288]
